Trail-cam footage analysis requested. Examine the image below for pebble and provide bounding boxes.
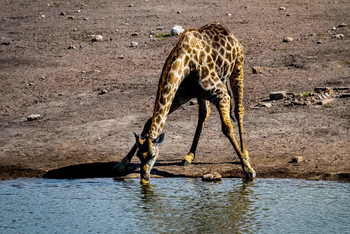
[279,7,286,10]
[60,12,66,16]
[331,27,337,31]
[118,55,124,59]
[333,34,344,39]
[131,32,139,36]
[291,156,303,163]
[170,25,184,35]
[98,90,108,95]
[270,91,287,100]
[257,102,272,108]
[91,35,103,42]
[75,9,81,13]
[283,37,293,42]
[68,16,76,20]
[252,66,262,74]
[27,114,42,121]
[202,172,222,181]
[338,23,346,27]
[131,41,138,47]
[319,98,335,105]
[67,45,76,49]
[155,26,164,30]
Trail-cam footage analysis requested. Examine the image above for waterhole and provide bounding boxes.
[0,178,349,233]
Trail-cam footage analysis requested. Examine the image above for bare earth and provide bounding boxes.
[1,0,349,181]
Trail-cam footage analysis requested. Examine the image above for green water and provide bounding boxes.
[0,178,349,233]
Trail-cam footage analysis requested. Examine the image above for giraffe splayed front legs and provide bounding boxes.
[114,24,256,184]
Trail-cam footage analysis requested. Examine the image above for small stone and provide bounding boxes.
[319,98,335,105]
[75,9,81,13]
[118,55,124,59]
[291,156,303,163]
[189,100,198,105]
[316,41,322,44]
[286,13,292,16]
[170,25,184,35]
[309,33,316,37]
[257,102,272,108]
[227,13,232,16]
[339,93,350,98]
[202,172,222,181]
[83,17,89,21]
[67,45,76,49]
[68,16,76,20]
[155,26,164,30]
[98,90,108,95]
[91,35,103,42]
[279,6,286,10]
[131,32,139,36]
[338,23,346,27]
[331,27,337,31]
[270,91,287,100]
[283,37,293,42]
[131,41,138,47]
[128,4,134,7]
[333,34,344,39]
[252,66,262,74]
[177,11,181,14]
[60,12,66,16]
[27,114,42,121]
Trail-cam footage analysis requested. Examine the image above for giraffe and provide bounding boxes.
[114,24,256,184]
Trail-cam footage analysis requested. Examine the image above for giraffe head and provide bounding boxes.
[134,132,165,184]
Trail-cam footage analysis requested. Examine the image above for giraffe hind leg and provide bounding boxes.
[216,94,255,178]
[182,99,211,165]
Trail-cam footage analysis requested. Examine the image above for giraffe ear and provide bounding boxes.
[153,133,165,146]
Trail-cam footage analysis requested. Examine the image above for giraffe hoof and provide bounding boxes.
[246,169,256,178]
[182,153,194,166]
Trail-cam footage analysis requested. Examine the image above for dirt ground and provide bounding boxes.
[1,0,349,182]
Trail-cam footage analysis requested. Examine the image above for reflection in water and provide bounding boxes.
[0,178,349,233]
[138,179,260,233]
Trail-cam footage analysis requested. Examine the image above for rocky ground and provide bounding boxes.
[0,0,349,182]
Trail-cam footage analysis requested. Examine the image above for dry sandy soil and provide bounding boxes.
[1,0,349,182]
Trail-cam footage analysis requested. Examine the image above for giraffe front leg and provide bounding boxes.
[182,99,211,166]
[217,95,256,179]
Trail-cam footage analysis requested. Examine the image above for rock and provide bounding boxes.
[131,41,138,47]
[75,9,81,13]
[227,13,232,16]
[170,25,184,35]
[128,4,134,7]
[283,37,293,42]
[270,91,287,100]
[67,45,76,49]
[155,26,164,30]
[131,32,139,36]
[252,66,262,74]
[91,35,103,42]
[279,7,286,10]
[316,41,322,44]
[257,102,272,108]
[98,90,108,95]
[60,12,66,16]
[68,16,76,20]
[202,172,222,181]
[339,93,350,98]
[319,98,335,105]
[291,156,303,163]
[27,114,42,121]
[118,55,124,59]
[338,23,347,27]
[331,27,337,31]
[333,34,344,39]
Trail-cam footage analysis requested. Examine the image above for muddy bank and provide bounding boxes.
[0,0,349,182]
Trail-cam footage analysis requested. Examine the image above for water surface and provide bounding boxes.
[0,178,349,233]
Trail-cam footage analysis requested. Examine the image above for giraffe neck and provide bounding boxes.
[148,37,191,140]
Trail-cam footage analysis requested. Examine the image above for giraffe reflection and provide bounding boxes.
[137,179,259,233]
[114,24,256,184]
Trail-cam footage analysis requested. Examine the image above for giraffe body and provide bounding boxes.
[114,24,256,184]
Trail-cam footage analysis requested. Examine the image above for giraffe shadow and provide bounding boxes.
[43,160,240,179]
